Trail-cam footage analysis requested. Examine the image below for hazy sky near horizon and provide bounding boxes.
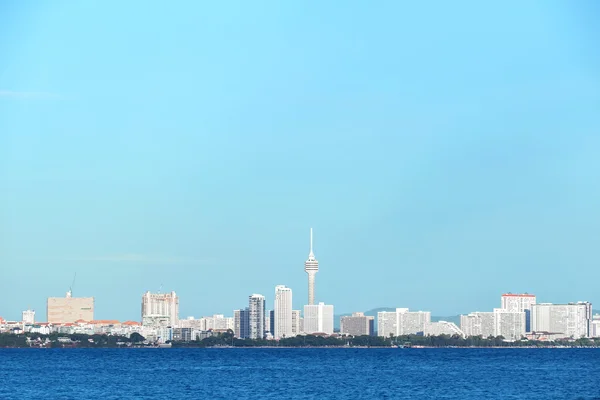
[1,1,599,322]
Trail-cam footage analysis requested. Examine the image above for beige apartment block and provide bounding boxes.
[47,294,94,323]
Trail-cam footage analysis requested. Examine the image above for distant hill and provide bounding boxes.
[333,308,461,330]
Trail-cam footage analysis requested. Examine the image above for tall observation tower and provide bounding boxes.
[304,228,319,305]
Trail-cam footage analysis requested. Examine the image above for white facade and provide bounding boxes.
[460,312,495,338]
[141,291,179,327]
[265,313,271,335]
[142,315,171,327]
[233,309,248,338]
[493,309,526,341]
[155,326,173,343]
[531,302,592,338]
[274,285,293,339]
[29,325,51,335]
[22,310,35,325]
[303,302,334,335]
[178,317,203,329]
[304,228,319,306]
[292,310,302,336]
[591,315,600,338]
[205,314,234,331]
[501,294,536,312]
[501,293,536,332]
[249,294,266,339]
[460,311,525,340]
[425,321,464,337]
[377,308,431,337]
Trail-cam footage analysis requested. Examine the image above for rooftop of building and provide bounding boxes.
[533,302,591,306]
[89,320,121,325]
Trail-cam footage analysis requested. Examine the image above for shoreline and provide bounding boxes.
[3,345,599,349]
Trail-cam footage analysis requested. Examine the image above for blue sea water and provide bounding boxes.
[1,348,599,399]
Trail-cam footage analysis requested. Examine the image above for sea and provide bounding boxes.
[1,348,599,399]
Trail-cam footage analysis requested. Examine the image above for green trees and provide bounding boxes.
[2,332,600,348]
[130,332,146,343]
[0,333,27,347]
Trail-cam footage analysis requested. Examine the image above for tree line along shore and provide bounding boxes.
[1,331,600,348]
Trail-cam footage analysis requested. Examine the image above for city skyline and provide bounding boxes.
[2,2,600,399]
[3,226,598,343]
[0,227,598,322]
[0,224,597,322]
[2,272,595,327]
[6,288,597,344]
[2,1,600,321]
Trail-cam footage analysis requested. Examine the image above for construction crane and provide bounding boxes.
[67,272,77,298]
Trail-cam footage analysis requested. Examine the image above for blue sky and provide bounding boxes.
[1,1,599,322]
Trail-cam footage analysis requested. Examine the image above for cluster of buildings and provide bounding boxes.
[231,229,335,340]
[460,294,596,341]
[2,229,600,343]
[375,294,598,341]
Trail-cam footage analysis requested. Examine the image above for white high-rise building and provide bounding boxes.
[377,308,431,337]
[22,309,35,325]
[141,291,179,327]
[501,293,536,311]
[531,302,592,338]
[460,312,495,338]
[303,302,334,335]
[304,228,319,305]
[249,294,266,340]
[291,310,302,336]
[265,313,272,336]
[501,293,536,332]
[234,309,249,338]
[591,314,600,338]
[461,311,525,340]
[493,309,526,341]
[274,285,293,339]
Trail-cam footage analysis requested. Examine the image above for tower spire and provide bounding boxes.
[304,228,319,305]
[309,227,314,258]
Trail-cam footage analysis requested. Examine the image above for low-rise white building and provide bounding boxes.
[425,321,464,337]
[22,310,35,325]
[28,324,52,335]
[181,315,234,331]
